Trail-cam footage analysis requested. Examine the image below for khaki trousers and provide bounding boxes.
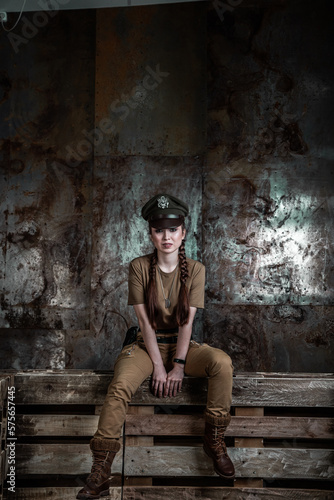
[94,337,233,440]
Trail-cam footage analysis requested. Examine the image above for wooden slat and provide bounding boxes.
[14,372,112,406]
[1,450,7,500]
[15,414,334,440]
[125,406,155,446]
[12,372,334,407]
[0,418,6,442]
[0,449,6,488]
[121,487,334,500]
[123,447,334,480]
[125,414,334,439]
[0,377,9,459]
[8,487,121,500]
[15,444,334,479]
[0,418,6,446]
[16,414,99,436]
[234,407,264,488]
[225,375,334,408]
[124,407,153,486]
[16,443,123,475]
[10,487,334,500]
[0,377,10,405]
[126,414,203,436]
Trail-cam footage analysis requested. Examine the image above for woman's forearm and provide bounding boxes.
[133,304,164,367]
[141,326,164,367]
[175,307,197,361]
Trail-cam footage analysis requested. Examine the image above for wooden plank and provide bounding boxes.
[235,407,264,447]
[234,407,265,416]
[0,377,10,405]
[16,443,123,475]
[124,406,153,486]
[16,414,99,437]
[15,414,125,438]
[1,450,7,500]
[8,487,121,500]
[125,406,155,446]
[14,372,112,406]
[15,414,334,440]
[0,449,6,488]
[123,447,334,480]
[234,407,264,488]
[230,375,334,408]
[114,375,334,407]
[125,414,334,440]
[0,417,7,445]
[16,443,334,478]
[232,416,334,439]
[12,372,334,407]
[0,377,9,457]
[9,487,334,500]
[122,487,334,500]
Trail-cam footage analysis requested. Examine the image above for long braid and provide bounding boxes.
[176,239,190,326]
[147,248,159,329]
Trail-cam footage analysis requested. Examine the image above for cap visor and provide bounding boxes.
[149,217,184,229]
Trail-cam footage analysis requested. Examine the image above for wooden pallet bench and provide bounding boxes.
[1,370,334,500]
[0,376,14,500]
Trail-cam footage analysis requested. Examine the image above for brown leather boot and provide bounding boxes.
[203,414,235,479]
[76,438,121,499]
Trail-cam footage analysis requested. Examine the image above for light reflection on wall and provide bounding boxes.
[205,166,333,307]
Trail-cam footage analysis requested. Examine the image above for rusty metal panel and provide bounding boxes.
[1,11,96,162]
[0,329,65,369]
[207,0,334,164]
[205,305,334,373]
[204,0,334,371]
[0,1,333,374]
[204,162,334,306]
[0,159,92,330]
[0,10,95,332]
[94,3,206,156]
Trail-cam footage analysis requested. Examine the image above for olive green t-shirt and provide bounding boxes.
[128,254,205,329]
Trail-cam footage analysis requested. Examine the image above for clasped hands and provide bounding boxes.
[151,364,184,398]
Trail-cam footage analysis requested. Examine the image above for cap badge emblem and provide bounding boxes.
[157,196,169,209]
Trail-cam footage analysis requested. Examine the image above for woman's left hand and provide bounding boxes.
[164,365,184,397]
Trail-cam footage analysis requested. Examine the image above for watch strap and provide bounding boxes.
[173,358,186,365]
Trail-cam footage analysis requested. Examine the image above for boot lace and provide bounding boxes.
[88,451,111,483]
[213,426,228,458]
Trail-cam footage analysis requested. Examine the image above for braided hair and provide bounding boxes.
[176,239,190,326]
[146,230,190,329]
[146,248,159,329]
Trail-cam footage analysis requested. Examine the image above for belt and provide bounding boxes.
[155,328,178,344]
[155,328,179,334]
[137,328,178,343]
[156,336,178,344]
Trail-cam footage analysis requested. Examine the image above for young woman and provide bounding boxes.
[77,194,235,499]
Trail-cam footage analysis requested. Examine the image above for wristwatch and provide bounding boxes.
[173,358,186,365]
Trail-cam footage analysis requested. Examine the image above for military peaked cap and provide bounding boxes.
[141,193,189,229]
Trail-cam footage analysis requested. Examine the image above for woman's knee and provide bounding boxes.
[105,378,134,404]
[209,349,233,376]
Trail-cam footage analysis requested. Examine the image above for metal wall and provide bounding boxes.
[204,0,334,371]
[0,0,333,371]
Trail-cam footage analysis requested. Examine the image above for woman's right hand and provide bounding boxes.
[151,365,168,398]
